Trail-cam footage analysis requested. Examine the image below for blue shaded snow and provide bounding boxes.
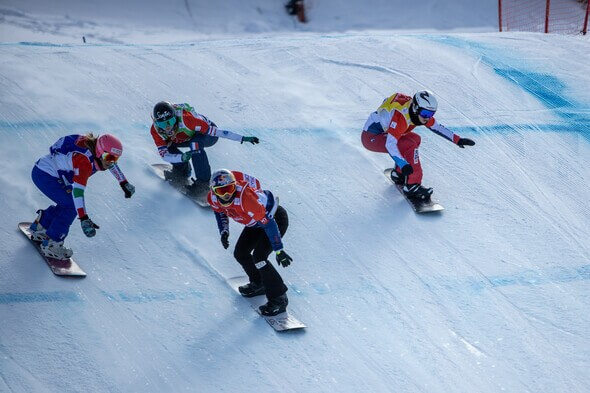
[426,36,590,140]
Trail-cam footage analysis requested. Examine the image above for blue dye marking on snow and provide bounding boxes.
[101,289,204,303]
[423,35,590,140]
[101,291,117,302]
[0,291,82,304]
[310,283,331,295]
[494,69,570,109]
[461,264,590,293]
[0,289,205,305]
[287,284,305,296]
[17,42,63,47]
[449,123,584,136]
[0,120,99,131]
[578,265,590,280]
[0,120,62,129]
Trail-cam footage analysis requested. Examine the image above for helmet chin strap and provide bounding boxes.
[218,193,236,206]
[94,157,106,171]
[409,105,426,126]
[159,122,178,139]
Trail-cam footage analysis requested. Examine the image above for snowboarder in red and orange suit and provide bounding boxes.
[362,91,475,200]
[207,169,292,317]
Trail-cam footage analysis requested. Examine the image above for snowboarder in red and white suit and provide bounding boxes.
[207,169,292,316]
[150,102,259,195]
[362,91,475,200]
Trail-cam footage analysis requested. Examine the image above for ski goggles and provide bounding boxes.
[101,152,120,167]
[155,117,177,130]
[416,108,436,119]
[212,183,236,198]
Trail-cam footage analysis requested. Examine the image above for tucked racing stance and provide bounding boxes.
[150,102,259,197]
[207,169,293,316]
[30,133,135,260]
[362,91,475,201]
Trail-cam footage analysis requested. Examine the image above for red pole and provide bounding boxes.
[545,0,550,33]
[498,0,503,32]
[583,0,590,35]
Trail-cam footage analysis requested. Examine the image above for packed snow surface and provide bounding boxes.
[1,1,589,392]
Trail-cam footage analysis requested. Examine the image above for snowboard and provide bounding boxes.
[18,222,87,277]
[227,276,306,331]
[383,168,444,213]
[151,163,210,208]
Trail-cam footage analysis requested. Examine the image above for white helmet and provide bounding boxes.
[411,90,438,119]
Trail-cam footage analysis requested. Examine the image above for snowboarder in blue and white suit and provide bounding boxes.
[30,133,135,260]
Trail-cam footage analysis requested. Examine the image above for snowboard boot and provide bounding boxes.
[164,164,191,184]
[259,293,288,316]
[403,183,433,201]
[389,169,406,185]
[29,210,48,242]
[238,281,265,298]
[184,179,210,197]
[40,239,73,260]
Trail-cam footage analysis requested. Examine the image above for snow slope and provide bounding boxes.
[0,0,498,44]
[1,2,590,393]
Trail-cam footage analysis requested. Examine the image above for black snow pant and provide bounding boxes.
[233,206,289,300]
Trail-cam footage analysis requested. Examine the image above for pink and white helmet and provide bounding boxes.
[96,134,123,159]
[95,134,123,170]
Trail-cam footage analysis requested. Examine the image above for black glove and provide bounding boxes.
[276,250,292,267]
[400,164,414,176]
[80,215,99,238]
[241,136,260,145]
[457,138,475,148]
[220,231,229,249]
[120,180,135,199]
